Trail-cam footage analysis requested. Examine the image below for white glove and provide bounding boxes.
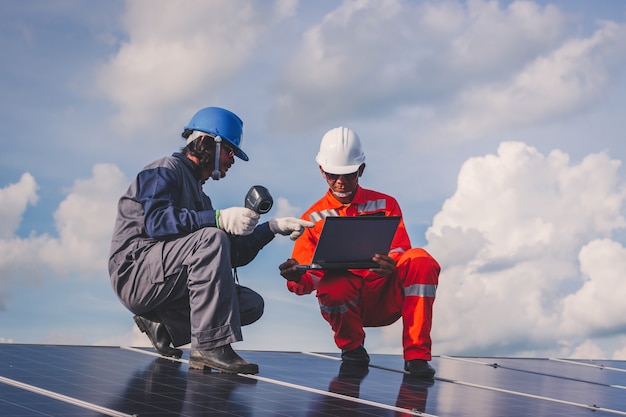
[217,207,260,235]
[269,217,315,240]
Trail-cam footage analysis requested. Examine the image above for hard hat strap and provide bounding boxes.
[212,136,222,180]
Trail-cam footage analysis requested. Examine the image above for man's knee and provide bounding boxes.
[399,248,440,284]
[196,227,229,244]
[193,228,231,257]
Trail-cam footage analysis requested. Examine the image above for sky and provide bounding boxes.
[1,0,626,361]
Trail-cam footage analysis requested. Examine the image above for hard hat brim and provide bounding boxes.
[317,160,362,175]
[223,139,249,161]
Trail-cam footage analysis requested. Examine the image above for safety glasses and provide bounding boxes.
[222,143,235,158]
[324,171,359,181]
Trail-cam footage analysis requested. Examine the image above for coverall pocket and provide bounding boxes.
[138,242,166,284]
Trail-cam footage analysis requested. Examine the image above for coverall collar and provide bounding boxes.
[173,152,203,181]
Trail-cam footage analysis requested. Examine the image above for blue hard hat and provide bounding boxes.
[183,107,249,161]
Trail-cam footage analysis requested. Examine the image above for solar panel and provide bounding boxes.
[1,344,625,416]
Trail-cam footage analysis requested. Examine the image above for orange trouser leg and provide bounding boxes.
[316,248,440,357]
[397,248,440,361]
[316,272,365,351]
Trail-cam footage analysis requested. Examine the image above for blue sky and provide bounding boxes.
[2,0,626,360]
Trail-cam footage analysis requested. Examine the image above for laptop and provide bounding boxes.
[295,216,401,270]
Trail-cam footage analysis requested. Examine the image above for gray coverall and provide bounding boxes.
[108,152,274,350]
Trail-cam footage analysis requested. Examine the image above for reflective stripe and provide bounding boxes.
[357,199,387,214]
[311,275,321,289]
[319,295,360,315]
[309,209,339,222]
[403,284,437,298]
[389,247,405,254]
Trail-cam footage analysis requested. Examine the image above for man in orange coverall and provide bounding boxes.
[279,127,440,378]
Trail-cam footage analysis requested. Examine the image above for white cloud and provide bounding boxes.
[94,324,153,348]
[270,0,568,130]
[0,163,126,316]
[430,19,626,141]
[0,164,128,284]
[273,196,305,218]
[39,163,128,276]
[0,173,38,238]
[0,174,46,309]
[429,142,625,258]
[613,343,626,360]
[560,239,626,336]
[568,340,605,360]
[425,142,626,356]
[447,0,564,73]
[269,0,626,155]
[96,0,293,134]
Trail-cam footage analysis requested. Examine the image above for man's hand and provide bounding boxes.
[217,207,260,235]
[370,253,397,278]
[279,258,304,282]
[269,217,315,240]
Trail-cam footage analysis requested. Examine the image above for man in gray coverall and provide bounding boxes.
[108,106,313,374]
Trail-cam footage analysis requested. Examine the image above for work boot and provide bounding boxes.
[189,345,259,374]
[404,359,436,379]
[341,344,370,365]
[134,315,183,358]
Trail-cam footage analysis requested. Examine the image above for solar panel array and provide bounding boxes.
[1,344,625,416]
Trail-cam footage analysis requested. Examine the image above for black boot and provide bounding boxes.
[189,345,259,374]
[134,315,183,358]
[404,359,436,379]
[341,344,370,365]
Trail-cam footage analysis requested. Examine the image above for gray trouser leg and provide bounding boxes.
[117,228,242,350]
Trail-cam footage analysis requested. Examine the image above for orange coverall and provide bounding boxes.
[288,186,440,361]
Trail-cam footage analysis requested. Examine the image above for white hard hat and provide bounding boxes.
[315,127,366,174]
